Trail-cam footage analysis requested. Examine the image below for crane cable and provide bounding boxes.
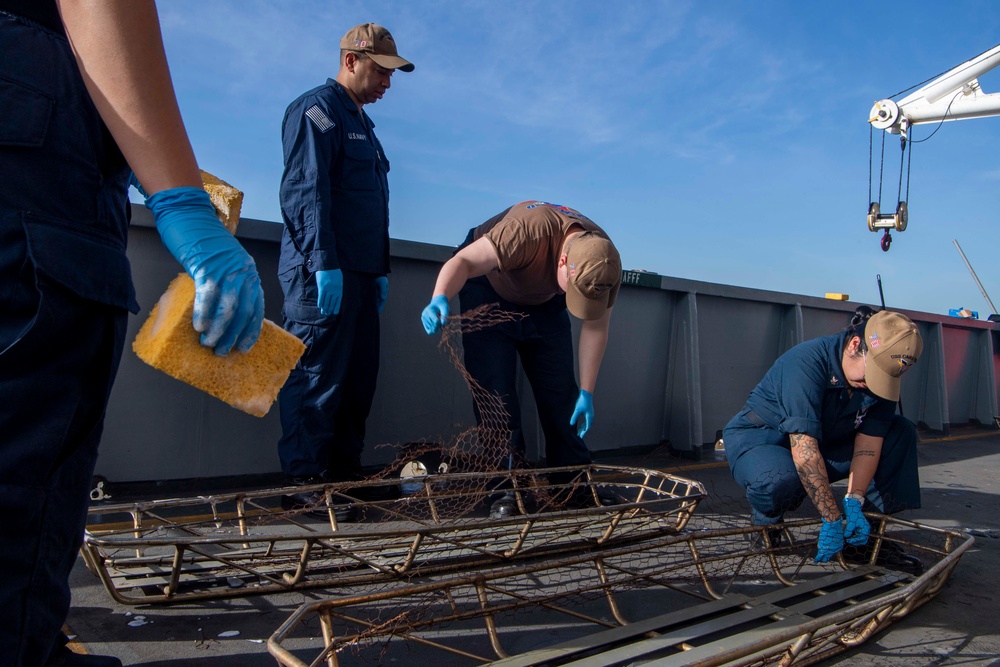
[867,58,950,252]
[868,124,908,251]
[868,90,962,252]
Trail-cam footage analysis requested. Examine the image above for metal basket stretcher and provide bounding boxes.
[265,514,973,667]
[82,464,707,604]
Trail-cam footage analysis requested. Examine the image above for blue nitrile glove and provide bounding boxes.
[843,495,871,546]
[570,389,594,438]
[146,186,264,355]
[315,269,343,316]
[375,276,389,314]
[421,295,450,334]
[814,516,845,563]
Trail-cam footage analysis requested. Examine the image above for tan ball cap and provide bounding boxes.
[565,232,621,320]
[340,23,414,72]
[864,310,923,401]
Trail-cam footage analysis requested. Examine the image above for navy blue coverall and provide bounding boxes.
[277,79,390,480]
[723,331,921,525]
[0,6,139,665]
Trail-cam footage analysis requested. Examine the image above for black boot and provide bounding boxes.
[280,475,356,522]
[843,539,924,575]
[556,486,622,510]
[45,644,123,667]
[328,468,398,502]
[489,492,518,519]
[748,518,786,550]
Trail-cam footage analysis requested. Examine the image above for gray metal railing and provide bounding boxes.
[96,207,999,483]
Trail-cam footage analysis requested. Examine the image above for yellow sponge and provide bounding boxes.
[200,170,243,233]
[825,293,850,301]
[133,170,303,417]
[133,273,304,417]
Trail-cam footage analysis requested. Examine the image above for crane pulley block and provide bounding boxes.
[867,202,908,232]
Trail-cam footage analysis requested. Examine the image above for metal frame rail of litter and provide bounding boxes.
[82,464,706,604]
[267,515,973,667]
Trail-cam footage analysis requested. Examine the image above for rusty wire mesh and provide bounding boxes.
[82,463,705,604]
[266,514,974,667]
[83,304,706,604]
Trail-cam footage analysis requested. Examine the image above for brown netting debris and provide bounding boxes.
[370,302,621,517]
[369,302,537,518]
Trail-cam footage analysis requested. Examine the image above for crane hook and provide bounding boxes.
[881,229,892,252]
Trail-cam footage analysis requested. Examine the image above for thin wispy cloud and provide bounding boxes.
[152,0,1000,315]
[410,2,694,145]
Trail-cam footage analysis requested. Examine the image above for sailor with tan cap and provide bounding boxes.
[722,307,925,572]
[421,201,622,518]
[277,23,413,516]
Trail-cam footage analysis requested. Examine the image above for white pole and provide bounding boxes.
[953,239,999,315]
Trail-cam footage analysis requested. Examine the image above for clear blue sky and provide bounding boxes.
[154,0,1000,317]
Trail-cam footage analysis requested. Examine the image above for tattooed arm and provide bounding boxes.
[847,433,883,497]
[789,433,842,521]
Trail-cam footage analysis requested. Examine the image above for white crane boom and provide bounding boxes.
[870,44,1000,137]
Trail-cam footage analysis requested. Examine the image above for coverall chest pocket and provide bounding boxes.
[339,140,382,192]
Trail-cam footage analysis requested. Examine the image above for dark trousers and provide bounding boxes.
[277,269,380,479]
[0,259,126,666]
[458,276,591,471]
[725,413,921,525]
[1,12,133,666]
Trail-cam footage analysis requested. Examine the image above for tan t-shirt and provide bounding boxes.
[473,201,618,306]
